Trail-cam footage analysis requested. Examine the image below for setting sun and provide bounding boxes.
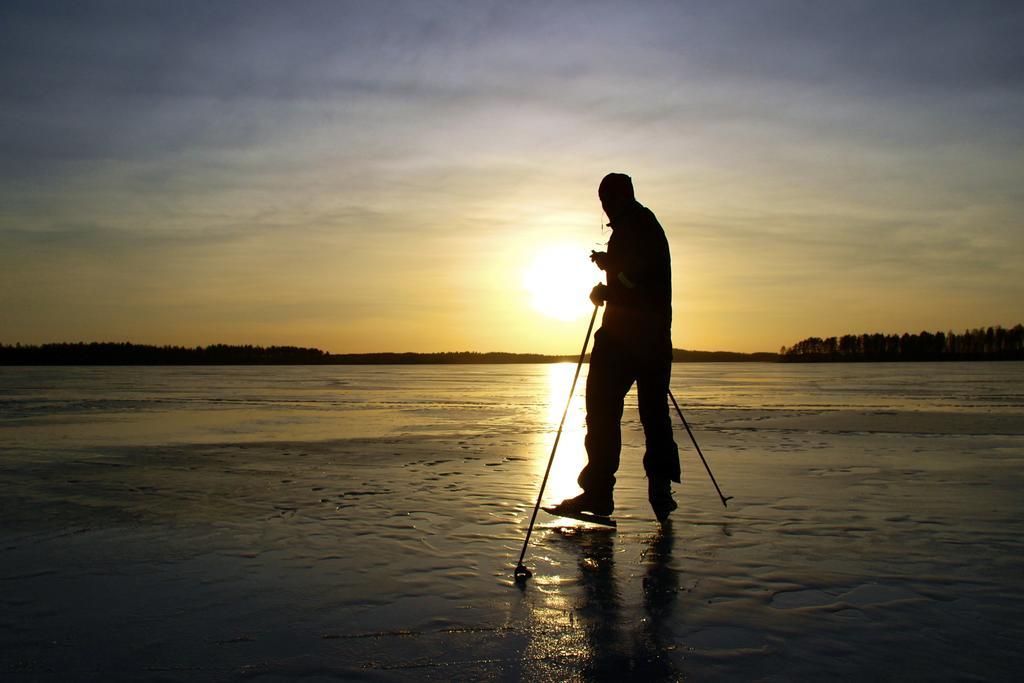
[522,245,601,321]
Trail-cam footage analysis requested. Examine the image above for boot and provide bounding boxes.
[549,490,614,517]
[648,477,677,522]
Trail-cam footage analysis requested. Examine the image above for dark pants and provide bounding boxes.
[577,330,681,499]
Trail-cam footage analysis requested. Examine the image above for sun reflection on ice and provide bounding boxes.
[536,362,589,506]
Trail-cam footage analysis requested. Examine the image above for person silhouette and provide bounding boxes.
[552,173,681,521]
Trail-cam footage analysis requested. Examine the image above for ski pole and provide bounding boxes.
[514,302,600,582]
[668,389,733,508]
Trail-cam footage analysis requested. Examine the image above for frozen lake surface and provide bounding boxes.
[2,362,1023,680]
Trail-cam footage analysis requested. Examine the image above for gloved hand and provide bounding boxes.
[590,284,609,306]
[590,250,609,271]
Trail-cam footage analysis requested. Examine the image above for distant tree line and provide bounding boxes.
[0,342,330,365]
[327,351,580,364]
[0,342,779,365]
[672,349,777,362]
[780,325,1024,361]
[0,343,586,365]
[6,332,1016,365]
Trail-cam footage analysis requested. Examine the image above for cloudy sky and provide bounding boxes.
[2,1,1021,353]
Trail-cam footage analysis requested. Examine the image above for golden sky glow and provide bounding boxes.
[523,244,602,322]
[1,3,1022,354]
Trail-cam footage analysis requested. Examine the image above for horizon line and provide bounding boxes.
[0,341,778,357]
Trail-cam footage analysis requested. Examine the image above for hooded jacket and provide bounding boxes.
[599,199,673,356]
